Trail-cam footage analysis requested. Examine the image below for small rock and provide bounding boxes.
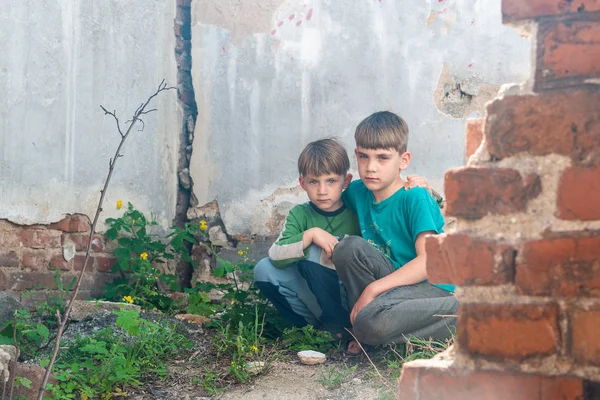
[179,168,192,189]
[69,300,141,321]
[0,345,17,384]
[175,314,210,325]
[246,361,265,374]
[297,350,326,365]
[208,226,229,247]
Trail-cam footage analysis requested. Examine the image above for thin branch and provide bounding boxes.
[36,80,175,400]
[344,328,384,380]
[7,314,18,400]
[99,106,124,137]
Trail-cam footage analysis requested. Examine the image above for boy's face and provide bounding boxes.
[299,173,352,212]
[355,146,410,201]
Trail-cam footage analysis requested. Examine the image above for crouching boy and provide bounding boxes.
[253,138,359,337]
[333,111,459,346]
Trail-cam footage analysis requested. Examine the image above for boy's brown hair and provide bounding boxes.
[354,111,409,153]
[297,138,350,177]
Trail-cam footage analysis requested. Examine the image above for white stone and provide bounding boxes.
[297,350,326,365]
[62,241,76,261]
[245,361,265,374]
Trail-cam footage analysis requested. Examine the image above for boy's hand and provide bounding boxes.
[404,175,430,192]
[305,228,339,258]
[350,286,377,325]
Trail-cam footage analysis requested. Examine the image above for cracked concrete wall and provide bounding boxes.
[0,1,180,230]
[189,0,531,236]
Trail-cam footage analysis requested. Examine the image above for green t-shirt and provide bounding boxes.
[342,180,454,292]
[269,202,361,269]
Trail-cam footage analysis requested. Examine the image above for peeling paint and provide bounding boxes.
[434,64,501,119]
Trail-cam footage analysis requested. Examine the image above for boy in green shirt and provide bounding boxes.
[254,138,360,337]
[333,111,458,345]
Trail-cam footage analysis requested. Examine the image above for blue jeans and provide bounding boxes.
[254,245,350,334]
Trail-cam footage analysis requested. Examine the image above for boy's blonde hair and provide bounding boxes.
[298,138,350,177]
[354,111,409,153]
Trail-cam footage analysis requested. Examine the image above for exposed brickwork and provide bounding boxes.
[444,167,541,220]
[426,233,515,286]
[557,164,600,221]
[516,233,600,296]
[0,215,118,300]
[458,303,561,360]
[398,359,585,400]
[570,307,600,366]
[465,118,484,161]
[502,0,600,22]
[485,90,600,163]
[48,214,90,233]
[537,20,600,89]
[405,2,600,395]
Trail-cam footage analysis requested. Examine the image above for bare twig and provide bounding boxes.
[343,328,384,380]
[6,314,19,400]
[36,80,175,400]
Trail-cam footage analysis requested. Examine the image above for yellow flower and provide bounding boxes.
[132,219,136,224]
[123,295,134,304]
[140,252,148,260]
[238,250,244,256]
[199,220,207,231]
[116,200,123,210]
[251,345,258,353]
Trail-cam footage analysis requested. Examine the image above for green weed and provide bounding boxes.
[317,363,357,390]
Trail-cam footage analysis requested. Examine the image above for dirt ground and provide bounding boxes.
[130,359,390,400]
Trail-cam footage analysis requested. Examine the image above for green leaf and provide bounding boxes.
[114,247,131,259]
[213,265,226,277]
[15,377,32,388]
[105,227,119,240]
[117,237,133,247]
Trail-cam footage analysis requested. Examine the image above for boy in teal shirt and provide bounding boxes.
[333,111,458,345]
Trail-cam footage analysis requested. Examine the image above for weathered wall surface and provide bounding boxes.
[189,0,532,237]
[0,1,180,230]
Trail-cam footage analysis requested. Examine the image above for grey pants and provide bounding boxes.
[332,236,458,345]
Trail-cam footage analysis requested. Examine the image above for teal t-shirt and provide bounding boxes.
[342,180,455,292]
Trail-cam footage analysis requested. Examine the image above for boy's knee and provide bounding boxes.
[253,257,274,283]
[333,235,364,265]
[352,316,389,346]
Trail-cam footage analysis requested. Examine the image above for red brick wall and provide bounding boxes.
[400,1,600,398]
[0,216,116,305]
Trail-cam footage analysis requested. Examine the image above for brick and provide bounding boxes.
[398,358,584,400]
[73,255,96,272]
[516,233,600,296]
[444,167,541,220]
[465,118,484,161]
[426,234,515,286]
[49,255,71,271]
[5,271,74,291]
[557,164,600,221]
[19,229,61,249]
[485,91,600,162]
[537,21,600,89]
[0,250,19,268]
[502,0,600,22]
[62,233,105,252]
[570,307,600,366]
[21,250,49,271]
[48,215,90,233]
[96,255,117,273]
[0,229,21,247]
[458,303,560,360]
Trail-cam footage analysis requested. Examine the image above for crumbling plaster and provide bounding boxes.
[189,0,532,236]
